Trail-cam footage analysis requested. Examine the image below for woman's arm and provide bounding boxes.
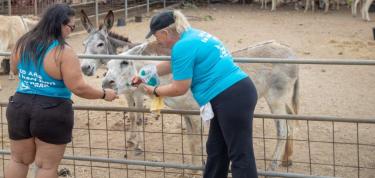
[156,61,171,76]
[142,79,191,97]
[132,61,172,86]
[60,46,117,101]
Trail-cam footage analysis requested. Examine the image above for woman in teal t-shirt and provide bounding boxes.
[133,10,258,178]
[6,4,117,178]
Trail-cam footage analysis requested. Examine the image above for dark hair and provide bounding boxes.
[15,3,75,67]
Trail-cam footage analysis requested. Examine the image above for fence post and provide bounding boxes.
[147,0,150,13]
[34,0,37,15]
[7,0,11,15]
[125,0,128,21]
[95,0,99,28]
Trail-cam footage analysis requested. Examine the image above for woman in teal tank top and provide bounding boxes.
[134,10,258,178]
[6,4,118,178]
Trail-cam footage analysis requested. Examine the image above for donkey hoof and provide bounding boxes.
[127,140,136,148]
[282,160,293,167]
[58,167,72,177]
[134,147,143,156]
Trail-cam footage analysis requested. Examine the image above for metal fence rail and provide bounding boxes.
[1,2,373,178]
[0,150,335,178]
[0,0,165,15]
[0,102,374,177]
[0,52,375,65]
[0,38,374,178]
[0,0,179,30]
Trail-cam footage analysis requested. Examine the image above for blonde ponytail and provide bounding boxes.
[171,10,191,34]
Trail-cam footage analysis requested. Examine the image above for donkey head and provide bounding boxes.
[101,43,153,94]
[101,41,173,94]
[80,10,132,76]
[102,59,136,94]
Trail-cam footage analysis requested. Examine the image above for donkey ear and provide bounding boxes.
[100,25,109,36]
[103,10,114,31]
[80,9,95,33]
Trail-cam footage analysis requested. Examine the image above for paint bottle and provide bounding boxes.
[138,64,164,116]
[138,65,160,87]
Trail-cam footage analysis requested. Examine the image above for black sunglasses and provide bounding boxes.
[66,24,75,31]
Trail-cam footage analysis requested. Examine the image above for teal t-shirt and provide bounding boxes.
[171,28,247,106]
[16,40,72,99]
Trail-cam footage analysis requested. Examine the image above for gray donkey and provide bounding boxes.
[80,10,170,155]
[81,10,299,172]
[102,42,299,172]
[80,10,135,76]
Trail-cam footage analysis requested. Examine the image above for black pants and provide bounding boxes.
[203,77,258,178]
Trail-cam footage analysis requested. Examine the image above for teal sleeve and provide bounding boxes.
[171,41,195,81]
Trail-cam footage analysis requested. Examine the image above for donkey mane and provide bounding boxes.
[97,24,130,42]
[108,31,130,42]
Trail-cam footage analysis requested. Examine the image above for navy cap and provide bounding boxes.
[145,11,175,39]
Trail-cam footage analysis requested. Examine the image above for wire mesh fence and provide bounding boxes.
[0,0,181,34]
[0,0,175,18]
[0,103,374,178]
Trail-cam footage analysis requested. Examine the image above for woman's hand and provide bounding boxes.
[131,76,155,96]
[103,88,118,101]
[139,83,155,96]
[131,76,143,87]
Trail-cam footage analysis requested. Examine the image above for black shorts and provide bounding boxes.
[6,93,74,144]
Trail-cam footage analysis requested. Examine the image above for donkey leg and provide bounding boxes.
[265,84,292,171]
[266,101,288,171]
[268,118,288,171]
[282,119,295,167]
[361,2,365,19]
[8,71,15,80]
[324,0,329,13]
[351,0,356,15]
[363,0,372,21]
[124,94,138,149]
[281,101,298,167]
[127,112,138,147]
[271,0,277,11]
[185,116,202,164]
[352,0,360,16]
[361,1,367,20]
[133,93,145,155]
[183,116,202,176]
[304,0,310,12]
[2,58,14,80]
[312,0,316,12]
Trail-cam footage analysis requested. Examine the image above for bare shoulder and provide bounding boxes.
[59,44,78,61]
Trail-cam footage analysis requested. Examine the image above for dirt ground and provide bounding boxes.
[0,3,375,178]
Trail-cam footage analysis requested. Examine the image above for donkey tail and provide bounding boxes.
[292,78,299,115]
